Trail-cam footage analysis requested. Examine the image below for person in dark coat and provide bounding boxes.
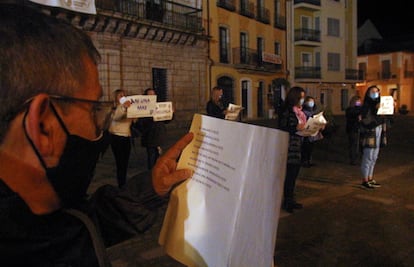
[278,86,307,213]
[138,88,171,169]
[206,86,227,119]
[345,95,363,165]
[359,85,386,189]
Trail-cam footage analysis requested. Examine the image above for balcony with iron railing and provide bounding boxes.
[295,66,321,79]
[233,47,282,73]
[96,0,203,33]
[274,14,286,30]
[294,28,321,43]
[256,6,270,24]
[239,1,255,18]
[216,0,236,12]
[345,68,364,81]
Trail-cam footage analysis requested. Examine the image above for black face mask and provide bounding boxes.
[23,103,107,207]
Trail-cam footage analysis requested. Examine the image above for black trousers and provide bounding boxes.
[348,131,361,164]
[110,134,131,188]
[146,146,160,170]
[283,163,301,204]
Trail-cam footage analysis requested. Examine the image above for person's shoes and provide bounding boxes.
[368,180,381,187]
[361,181,375,189]
[302,161,311,168]
[282,202,294,213]
[292,201,303,209]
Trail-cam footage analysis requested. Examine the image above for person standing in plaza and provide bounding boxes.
[108,89,134,188]
[206,86,227,119]
[137,88,171,170]
[301,95,322,168]
[345,95,363,165]
[0,5,195,266]
[278,86,307,213]
[360,85,385,189]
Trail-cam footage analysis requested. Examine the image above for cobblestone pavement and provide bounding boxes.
[91,115,414,267]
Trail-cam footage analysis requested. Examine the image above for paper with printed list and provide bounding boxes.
[159,114,289,267]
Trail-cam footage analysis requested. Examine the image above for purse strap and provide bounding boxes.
[64,209,112,267]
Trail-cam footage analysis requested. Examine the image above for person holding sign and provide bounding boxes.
[137,88,172,169]
[206,86,228,119]
[108,89,135,188]
[278,86,307,213]
[359,85,387,189]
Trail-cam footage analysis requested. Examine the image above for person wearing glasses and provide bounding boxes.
[0,5,193,266]
[108,89,134,188]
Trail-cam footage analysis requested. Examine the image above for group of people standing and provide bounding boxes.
[108,88,168,188]
[278,84,389,213]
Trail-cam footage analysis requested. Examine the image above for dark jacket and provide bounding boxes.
[278,105,303,164]
[0,158,166,267]
[137,117,168,148]
[206,100,226,119]
[345,106,362,134]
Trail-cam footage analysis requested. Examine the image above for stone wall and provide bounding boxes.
[89,32,208,128]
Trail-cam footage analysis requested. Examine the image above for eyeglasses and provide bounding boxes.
[48,95,115,133]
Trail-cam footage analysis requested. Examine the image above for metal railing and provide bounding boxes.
[96,0,203,33]
[295,66,321,79]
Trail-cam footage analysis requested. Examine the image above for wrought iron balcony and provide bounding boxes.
[239,1,255,18]
[96,0,203,33]
[233,48,282,73]
[294,28,321,42]
[274,14,286,30]
[345,68,364,81]
[256,6,270,24]
[217,0,236,12]
[295,66,321,79]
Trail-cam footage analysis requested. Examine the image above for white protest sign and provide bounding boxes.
[377,96,395,115]
[126,95,157,118]
[153,102,173,121]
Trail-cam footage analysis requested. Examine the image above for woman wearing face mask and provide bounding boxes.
[345,95,363,165]
[278,86,306,213]
[359,86,385,189]
[301,96,321,168]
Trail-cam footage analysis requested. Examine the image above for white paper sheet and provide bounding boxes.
[296,111,327,137]
[377,96,395,115]
[159,114,289,267]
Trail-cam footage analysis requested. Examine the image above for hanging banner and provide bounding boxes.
[29,0,96,14]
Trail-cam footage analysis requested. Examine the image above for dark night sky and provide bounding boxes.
[357,1,413,39]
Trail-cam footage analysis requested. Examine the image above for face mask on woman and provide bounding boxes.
[370,92,379,99]
[306,101,314,108]
[355,100,361,106]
